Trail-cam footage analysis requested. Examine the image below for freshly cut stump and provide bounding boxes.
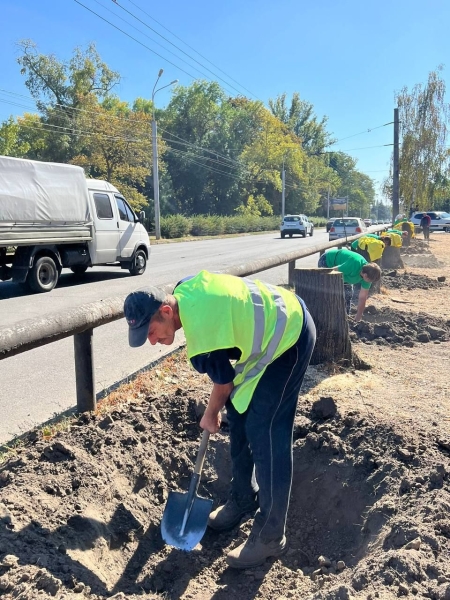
[293,268,352,366]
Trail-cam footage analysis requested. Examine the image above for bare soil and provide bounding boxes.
[1,233,450,600]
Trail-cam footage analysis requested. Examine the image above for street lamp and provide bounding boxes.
[151,69,178,240]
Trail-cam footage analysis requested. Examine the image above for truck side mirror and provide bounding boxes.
[139,211,145,224]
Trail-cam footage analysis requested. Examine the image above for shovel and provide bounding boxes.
[161,429,213,551]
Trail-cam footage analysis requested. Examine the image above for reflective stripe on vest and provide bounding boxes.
[232,279,288,397]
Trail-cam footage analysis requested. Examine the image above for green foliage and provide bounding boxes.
[0,117,30,156]
[393,67,450,212]
[190,215,225,236]
[235,194,273,217]
[159,214,280,238]
[269,92,335,155]
[160,214,191,238]
[8,41,375,225]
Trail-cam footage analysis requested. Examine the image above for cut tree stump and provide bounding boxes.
[382,246,404,269]
[293,268,352,366]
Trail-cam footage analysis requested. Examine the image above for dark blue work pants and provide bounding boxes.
[226,308,316,542]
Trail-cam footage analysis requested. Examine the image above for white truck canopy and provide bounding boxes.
[0,156,91,224]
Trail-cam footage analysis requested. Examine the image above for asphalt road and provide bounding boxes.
[0,230,328,444]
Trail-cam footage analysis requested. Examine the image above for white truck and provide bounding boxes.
[0,156,151,293]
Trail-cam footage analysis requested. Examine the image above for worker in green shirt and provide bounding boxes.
[318,248,381,321]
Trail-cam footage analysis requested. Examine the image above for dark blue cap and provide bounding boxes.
[124,287,166,347]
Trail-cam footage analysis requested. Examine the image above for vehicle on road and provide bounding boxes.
[0,156,151,293]
[410,211,450,233]
[364,218,372,227]
[326,218,335,233]
[280,214,314,238]
[329,217,367,241]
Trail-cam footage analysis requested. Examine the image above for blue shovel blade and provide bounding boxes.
[161,490,213,551]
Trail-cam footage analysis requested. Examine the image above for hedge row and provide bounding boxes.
[159,215,327,239]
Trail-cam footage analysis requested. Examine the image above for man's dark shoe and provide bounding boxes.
[226,533,287,569]
[207,497,258,531]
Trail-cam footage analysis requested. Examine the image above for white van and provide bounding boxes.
[0,156,151,293]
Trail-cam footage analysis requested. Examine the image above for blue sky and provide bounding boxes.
[0,0,448,200]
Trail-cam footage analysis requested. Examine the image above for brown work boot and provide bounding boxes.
[226,533,287,569]
[208,496,258,531]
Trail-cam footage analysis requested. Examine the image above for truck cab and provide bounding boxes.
[87,179,150,272]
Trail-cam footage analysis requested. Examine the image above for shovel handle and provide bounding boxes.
[193,429,210,475]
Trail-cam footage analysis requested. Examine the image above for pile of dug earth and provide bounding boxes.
[1,386,450,600]
[400,240,445,269]
[350,304,450,347]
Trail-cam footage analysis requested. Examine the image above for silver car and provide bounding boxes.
[328,217,367,241]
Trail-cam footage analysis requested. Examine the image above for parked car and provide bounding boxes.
[326,218,335,233]
[280,214,314,238]
[363,219,372,227]
[328,217,367,241]
[410,211,450,233]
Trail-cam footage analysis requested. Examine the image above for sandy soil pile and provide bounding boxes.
[1,234,450,600]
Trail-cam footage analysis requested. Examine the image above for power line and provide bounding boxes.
[111,0,249,98]
[160,129,247,168]
[328,122,394,145]
[89,0,237,93]
[73,0,200,80]
[0,89,152,127]
[162,140,249,171]
[340,143,394,151]
[125,0,258,99]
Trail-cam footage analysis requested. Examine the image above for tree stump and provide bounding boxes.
[382,246,404,269]
[293,268,352,366]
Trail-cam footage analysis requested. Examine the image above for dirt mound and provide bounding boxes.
[382,270,447,290]
[1,383,450,600]
[351,305,450,346]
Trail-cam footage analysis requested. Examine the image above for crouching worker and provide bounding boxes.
[350,234,388,263]
[124,270,316,569]
[318,248,381,321]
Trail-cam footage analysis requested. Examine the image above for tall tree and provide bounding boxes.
[396,67,450,212]
[16,40,120,163]
[160,82,260,215]
[269,92,335,155]
[70,98,152,210]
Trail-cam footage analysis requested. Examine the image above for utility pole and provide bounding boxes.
[281,160,286,220]
[392,107,400,223]
[151,117,161,239]
[151,69,178,240]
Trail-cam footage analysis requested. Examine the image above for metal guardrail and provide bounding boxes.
[0,227,385,413]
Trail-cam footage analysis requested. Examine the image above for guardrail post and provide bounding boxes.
[288,260,296,287]
[74,328,96,412]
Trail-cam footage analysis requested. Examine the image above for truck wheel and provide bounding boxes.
[310,227,314,236]
[28,256,59,293]
[281,233,285,238]
[129,249,147,276]
[301,231,306,238]
[71,265,88,276]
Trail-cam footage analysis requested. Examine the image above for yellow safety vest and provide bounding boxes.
[174,270,303,413]
[357,236,385,261]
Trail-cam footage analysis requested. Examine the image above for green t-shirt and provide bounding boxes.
[324,248,371,289]
[350,233,380,251]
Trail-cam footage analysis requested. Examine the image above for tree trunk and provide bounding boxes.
[293,268,352,366]
[382,246,404,269]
